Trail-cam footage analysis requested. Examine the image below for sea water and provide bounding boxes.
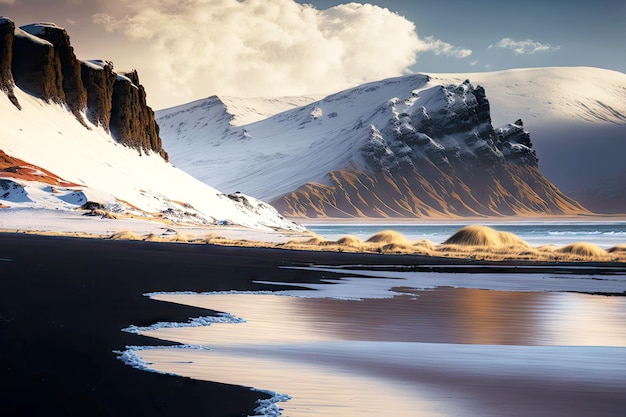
[304,221,626,248]
[124,262,626,417]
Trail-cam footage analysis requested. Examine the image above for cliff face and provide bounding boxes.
[80,60,115,131]
[11,27,64,104]
[21,23,87,118]
[0,17,167,160]
[0,18,19,109]
[111,70,167,160]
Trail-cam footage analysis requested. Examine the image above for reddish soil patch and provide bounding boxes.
[0,149,80,187]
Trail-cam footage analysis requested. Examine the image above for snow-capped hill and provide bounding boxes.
[431,67,626,127]
[219,95,323,126]
[156,96,235,145]
[0,87,301,230]
[158,73,584,218]
[159,66,626,215]
[0,17,302,231]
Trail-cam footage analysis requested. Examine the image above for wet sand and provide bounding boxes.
[1,231,625,416]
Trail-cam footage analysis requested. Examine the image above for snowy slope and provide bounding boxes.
[157,67,626,214]
[430,67,626,127]
[0,87,303,231]
[158,74,440,199]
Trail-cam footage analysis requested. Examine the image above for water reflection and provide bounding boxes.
[144,289,626,347]
[135,286,626,417]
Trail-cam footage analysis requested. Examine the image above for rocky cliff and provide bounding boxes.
[272,80,582,217]
[0,18,19,109]
[80,60,116,131]
[111,69,166,160]
[0,17,167,160]
[11,26,64,105]
[21,23,87,120]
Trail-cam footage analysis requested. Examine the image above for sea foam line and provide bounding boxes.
[118,304,292,417]
[122,312,246,334]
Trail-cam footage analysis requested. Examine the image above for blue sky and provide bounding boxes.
[2,0,624,108]
[302,0,626,74]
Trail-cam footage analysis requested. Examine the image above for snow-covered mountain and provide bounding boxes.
[157,70,600,218]
[428,67,626,214]
[0,18,302,231]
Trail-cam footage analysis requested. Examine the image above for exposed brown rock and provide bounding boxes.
[20,23,87,121]
[0,17,20,109]
[3,18,168,160]
[80,60,116,131]
[273,162,589,218]
[111,70,167,160]
[12,27,64,104]
[0,149,79,186]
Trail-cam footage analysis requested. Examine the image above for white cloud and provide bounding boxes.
[92,0,469,108]
[420,36,472,58]
[489,37,561,55]
[469,60,478,66]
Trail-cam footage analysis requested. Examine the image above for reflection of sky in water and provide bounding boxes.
[143,289,626,348]
[132,275,626,417]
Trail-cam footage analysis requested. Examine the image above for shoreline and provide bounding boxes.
[0,233,424,417]
[3,210,626,263]
[2,232,625,416]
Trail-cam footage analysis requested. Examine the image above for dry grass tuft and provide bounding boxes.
[381,243,414,253]
[414,239,436,251]
[366,230,412,246]
[443,225,528,248]
[108,231,141,240]
[556,242,607,258]
[166,234,190,243]
[144,233,163,242]
[336,235,363,247]
[608,244,626,253]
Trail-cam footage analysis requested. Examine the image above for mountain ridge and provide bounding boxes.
[157,72,590,218]
[157,66,626,215]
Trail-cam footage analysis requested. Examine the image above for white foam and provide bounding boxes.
[122,312,245,334]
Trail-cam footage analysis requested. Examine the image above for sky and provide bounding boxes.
[2,0,625,109]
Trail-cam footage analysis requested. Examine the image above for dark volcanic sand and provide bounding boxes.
[1,232,625,416]
[0,232,450,417]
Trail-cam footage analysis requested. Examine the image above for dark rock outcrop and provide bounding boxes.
[80,60,116,131]
[11,27,64,104]
[111,70,167,160]
[21,23,87,118]
[364,80,538,175]
[0,17,19,108]
[3,18,167,160]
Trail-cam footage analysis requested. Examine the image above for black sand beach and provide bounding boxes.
[1,232,625,416]
[0,232,453,417]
